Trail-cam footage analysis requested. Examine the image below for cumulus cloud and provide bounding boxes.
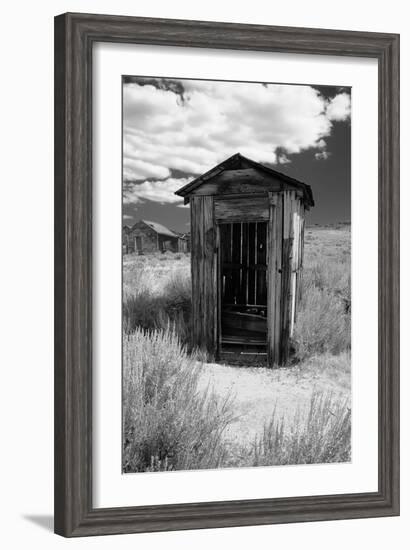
[123,80,351,203]
[123,177,193,205]
[123,157,170,180]
[326,93,351,121]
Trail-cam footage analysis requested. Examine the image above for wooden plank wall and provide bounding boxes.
[214,195,269,222]
[267,193,282,365]
[190,195,217,357]
[279,191,304,364]
[190,168,283,197]
[267,190,305,366]
[190,191,305,365]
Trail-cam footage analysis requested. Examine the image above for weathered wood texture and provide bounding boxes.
[177,153,314,207]
[266,191,305,365]
[192,186,305,365]
[267,193,281,364]
[215,195,269,222]
[278,191,305,363]
[190,168,285,197]
[190,196,217,356]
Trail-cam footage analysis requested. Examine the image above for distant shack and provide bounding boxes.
[123,220,189,254]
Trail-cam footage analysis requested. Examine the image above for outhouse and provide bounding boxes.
[175,153,314,366]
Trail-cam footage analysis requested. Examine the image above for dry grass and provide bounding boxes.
[123,252,190,298]
[249,391,351,466]
[123,327,350,471]
[123,267,191,344]
[122,225,352,470]
[293,226,351,361]
[123,326,235,472]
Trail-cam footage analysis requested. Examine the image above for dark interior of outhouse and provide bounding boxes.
[219,221,268,350]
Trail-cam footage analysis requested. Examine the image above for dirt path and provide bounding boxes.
[198,354,350,446]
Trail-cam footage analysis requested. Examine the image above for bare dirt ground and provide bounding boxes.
[199,352,350,446]
[197,223,351,446]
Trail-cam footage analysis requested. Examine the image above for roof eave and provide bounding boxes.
[174,153,314,207]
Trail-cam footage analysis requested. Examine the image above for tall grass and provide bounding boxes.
[123,329,351,472]
[123,270,192,345]
[123,326,234,473]
[250,392,351,466]
[293,286,350,360]
[293,256,351,361]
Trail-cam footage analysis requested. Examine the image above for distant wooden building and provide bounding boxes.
[122,225,131,254]
[175,153,314,366]
[123,220,188,254]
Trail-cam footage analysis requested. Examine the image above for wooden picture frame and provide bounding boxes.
[54,12,400,537]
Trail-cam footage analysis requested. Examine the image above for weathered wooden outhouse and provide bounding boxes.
[175,153,314,366]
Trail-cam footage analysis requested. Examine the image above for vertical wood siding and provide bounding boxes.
[190,191,305,366]
[267,193,281,365]
[191,196,217,357]
[279,191,304,364]
[266,191,304,366]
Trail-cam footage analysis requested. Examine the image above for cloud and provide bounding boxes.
[277,153,291,164]
[123,156,170,180]
[123,177,192,205]
[315,151,331,160]
[123,80,351,201]
[326,93,351,121]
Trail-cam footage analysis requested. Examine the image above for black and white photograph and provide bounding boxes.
[122,75,352,473]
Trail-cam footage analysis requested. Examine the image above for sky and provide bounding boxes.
[122,77,351,233]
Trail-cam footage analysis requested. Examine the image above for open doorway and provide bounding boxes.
[219,221,268,350]
[134,236,143,254]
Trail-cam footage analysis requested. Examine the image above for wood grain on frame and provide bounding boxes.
[54,12,400,537]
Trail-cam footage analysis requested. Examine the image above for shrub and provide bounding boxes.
[162,270,191,311]
[123,327,235,473]
[293,285,350,361]
[250,391,351,466]
[123,269,192,344]
[303,258,351,313]
[293,256,351,361]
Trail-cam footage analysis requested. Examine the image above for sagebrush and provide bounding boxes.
[123,326,235,472]
[249,391,351,466]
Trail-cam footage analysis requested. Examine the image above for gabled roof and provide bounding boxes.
[175,153,314,207]
[139,220,179,238]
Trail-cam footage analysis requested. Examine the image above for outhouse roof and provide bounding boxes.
[175,153,314,207]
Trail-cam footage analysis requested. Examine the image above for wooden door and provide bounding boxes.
[219,221,268,348]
